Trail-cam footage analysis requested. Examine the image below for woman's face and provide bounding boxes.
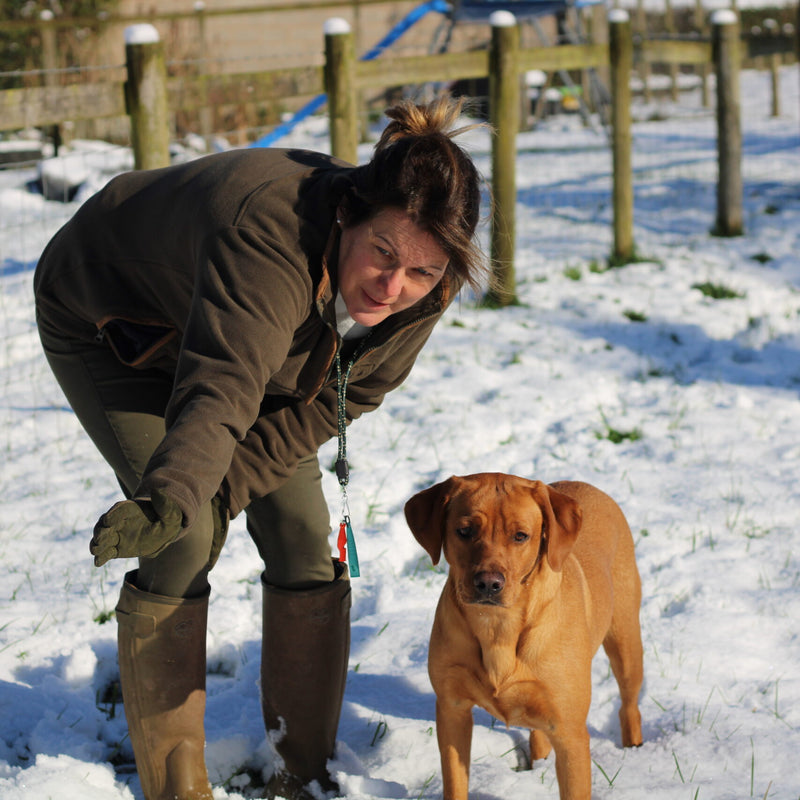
[337,207,449,327]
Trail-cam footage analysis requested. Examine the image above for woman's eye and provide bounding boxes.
[513,531,530,543]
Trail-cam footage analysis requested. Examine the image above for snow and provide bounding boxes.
[711,9,739,24]
[124,24,161,46]
[489,10,519,27]
[324,18,353,36]
[1,66,799,799]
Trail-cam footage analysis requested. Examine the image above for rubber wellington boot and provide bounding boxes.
[261,562,351,800]
[116,571,214,800]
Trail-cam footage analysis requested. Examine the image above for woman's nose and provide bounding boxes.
[379,268,404,298]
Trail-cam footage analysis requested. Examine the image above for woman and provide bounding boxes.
[34,95,485,800]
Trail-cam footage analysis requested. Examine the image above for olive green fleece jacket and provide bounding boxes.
[34,148,458,524]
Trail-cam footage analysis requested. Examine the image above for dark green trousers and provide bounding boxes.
[38,318,335,597]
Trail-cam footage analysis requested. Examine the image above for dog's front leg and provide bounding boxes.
[436,696,473,800]
[551,725,592,800]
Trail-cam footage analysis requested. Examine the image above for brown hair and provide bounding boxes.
[341,95,487,293]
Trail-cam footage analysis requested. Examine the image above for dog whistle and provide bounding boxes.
[345,516,360,577]
[336,517,360,577]
[335,458,349,485]
[337,520,348,563]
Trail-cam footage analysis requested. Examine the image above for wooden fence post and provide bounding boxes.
[763,19,781,118]
[695,0,711,108]
[194,1,214,144]
[712,9,743,237]
[324,18,358,165]
[39,10,62,154]
[486,10,520,308]
[609,9,634,264]
[635,0,652,104]
[125,24,170,171]
[664,0,680,101]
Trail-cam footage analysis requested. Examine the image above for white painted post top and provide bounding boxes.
[490,10,517,27]
[711,9,738,25]
[608,8,630,24]
[324,17,351,35]
[125,24,160,45]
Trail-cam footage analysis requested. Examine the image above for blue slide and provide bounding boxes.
[250,0,450,148]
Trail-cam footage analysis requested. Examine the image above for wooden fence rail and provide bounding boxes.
[2,12,796,302]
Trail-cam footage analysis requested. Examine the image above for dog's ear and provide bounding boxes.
[404,478,456,565]
[532,483,582,572]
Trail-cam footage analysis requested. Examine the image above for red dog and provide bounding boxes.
[405,474,644,799]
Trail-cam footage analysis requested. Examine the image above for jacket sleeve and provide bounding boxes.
[222,316,438,517]
[134,224,311,525]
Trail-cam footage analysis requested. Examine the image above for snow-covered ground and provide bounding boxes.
[0,66,798,799]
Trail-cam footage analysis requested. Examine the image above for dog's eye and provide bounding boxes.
[513,531,530,543]
[455,526,474,540]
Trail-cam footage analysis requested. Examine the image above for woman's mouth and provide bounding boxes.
[362,289,390,309]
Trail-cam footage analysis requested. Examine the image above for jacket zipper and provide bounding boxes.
[348,309,441,368]
[307,302,443,402]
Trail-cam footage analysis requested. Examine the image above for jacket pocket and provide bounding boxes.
[97,317,178,368]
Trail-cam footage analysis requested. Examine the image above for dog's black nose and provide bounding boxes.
[474,571,505,598]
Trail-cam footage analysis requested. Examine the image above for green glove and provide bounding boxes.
[90,487,184,567]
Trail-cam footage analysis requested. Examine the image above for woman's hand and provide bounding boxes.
[90,488,183,566]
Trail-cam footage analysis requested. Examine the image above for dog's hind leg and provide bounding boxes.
[603,578,644,746]
[604,630,643,747]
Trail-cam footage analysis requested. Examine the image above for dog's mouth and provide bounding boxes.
[463,593,506,607]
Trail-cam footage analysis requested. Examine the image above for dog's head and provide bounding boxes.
[404,473,582,606]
